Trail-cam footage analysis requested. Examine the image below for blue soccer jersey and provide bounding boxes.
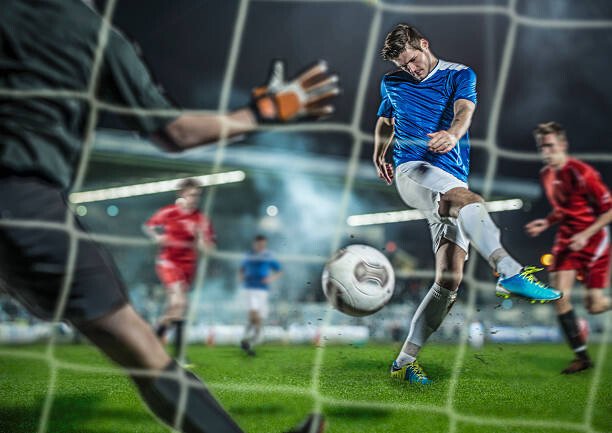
[240,250,281,290]
[377,60,477,182]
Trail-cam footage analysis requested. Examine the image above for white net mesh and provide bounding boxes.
[0,1,610,433]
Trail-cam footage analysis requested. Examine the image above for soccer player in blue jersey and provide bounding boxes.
[374,24,562,384]
[239,235,282,356]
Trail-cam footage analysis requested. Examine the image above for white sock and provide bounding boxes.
[497,256,522,278]
[394,352,416,368]
[398,283,456,365]
[457,202,522,277]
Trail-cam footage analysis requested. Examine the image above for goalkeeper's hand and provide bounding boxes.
[251,60,339,123]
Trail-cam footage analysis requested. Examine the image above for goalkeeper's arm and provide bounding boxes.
[155,60,338,150]
[158,108,258,150]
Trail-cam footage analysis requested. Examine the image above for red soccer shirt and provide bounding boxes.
[145,204,215,263]
[540,158,612,243]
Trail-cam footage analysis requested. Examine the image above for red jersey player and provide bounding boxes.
[525,122,612,374]
[143,178,215,359]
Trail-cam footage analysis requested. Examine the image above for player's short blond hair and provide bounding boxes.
[381,24,426,61]
[533,121,567,142]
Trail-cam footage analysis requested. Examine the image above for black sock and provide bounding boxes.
[132,360,244,433]
[174,320,184,359]
[558,310,589,361]
[156,324,167,339]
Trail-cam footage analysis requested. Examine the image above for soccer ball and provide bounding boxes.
[321,244,395,317]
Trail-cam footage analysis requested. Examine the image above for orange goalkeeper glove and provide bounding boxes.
[252,60,339,122]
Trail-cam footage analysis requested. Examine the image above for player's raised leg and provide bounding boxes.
[391,239,463,384]
[440,187,561,302]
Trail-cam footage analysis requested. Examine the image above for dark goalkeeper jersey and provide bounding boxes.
[0,0,177,189]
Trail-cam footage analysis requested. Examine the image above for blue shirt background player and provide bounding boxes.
[240,235,282,290]
[377,60,477,182]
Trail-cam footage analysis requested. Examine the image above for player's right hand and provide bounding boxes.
[374,158,394,185]
[252,60,339,123]
[524,218,549,237]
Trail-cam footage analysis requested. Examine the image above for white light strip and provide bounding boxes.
[347,198,523,227]
[69,170,246,203]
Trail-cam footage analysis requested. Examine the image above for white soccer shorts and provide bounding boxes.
[242,288,270,319]
[395,161,470,254]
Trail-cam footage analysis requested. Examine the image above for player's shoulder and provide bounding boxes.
[438,60,476,79]
[438,60,470,71]
[567,158,599,178]
[382,69,414,83]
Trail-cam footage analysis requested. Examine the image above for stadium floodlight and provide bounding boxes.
[347,198,523,227]
[69,170,246,204]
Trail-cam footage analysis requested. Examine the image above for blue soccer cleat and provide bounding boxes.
[496,266,562,303]
[390,360,432,384]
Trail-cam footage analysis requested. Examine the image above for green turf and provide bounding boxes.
[0,343,610,433]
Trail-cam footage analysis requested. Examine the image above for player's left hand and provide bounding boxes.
[252,60,339,122]
[427,131,458,154]
[569,231,590,251]
[373,158,394,185]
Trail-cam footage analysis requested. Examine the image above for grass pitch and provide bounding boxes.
[0,343,610,433]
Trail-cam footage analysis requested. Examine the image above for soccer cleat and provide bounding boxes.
[284,413,326,433]
[561,358,593,374]
[240,339,256,357]
[390,360,432,384]
[177,356,196,370]
[495,266,562,303]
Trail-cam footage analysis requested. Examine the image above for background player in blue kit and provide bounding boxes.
[239,235,282,356]
[373,24,562,384]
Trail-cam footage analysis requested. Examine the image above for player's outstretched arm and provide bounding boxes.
[373,116,395,185]
[427,99,475,154]
[157,61,339,150]
[161,109,257,150]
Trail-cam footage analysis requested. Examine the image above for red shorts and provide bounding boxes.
[549,229,610,289]
[155,259,196,290]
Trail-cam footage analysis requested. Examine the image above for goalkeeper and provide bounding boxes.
[0,1,336,433]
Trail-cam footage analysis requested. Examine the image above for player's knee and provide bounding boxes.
[586,294,610,314]
[436,270,463,291]
[167,300,187,320]
[442,188,483,217]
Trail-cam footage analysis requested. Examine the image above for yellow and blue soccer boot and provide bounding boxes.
[390,360,432,384]
[496,266,562,303]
